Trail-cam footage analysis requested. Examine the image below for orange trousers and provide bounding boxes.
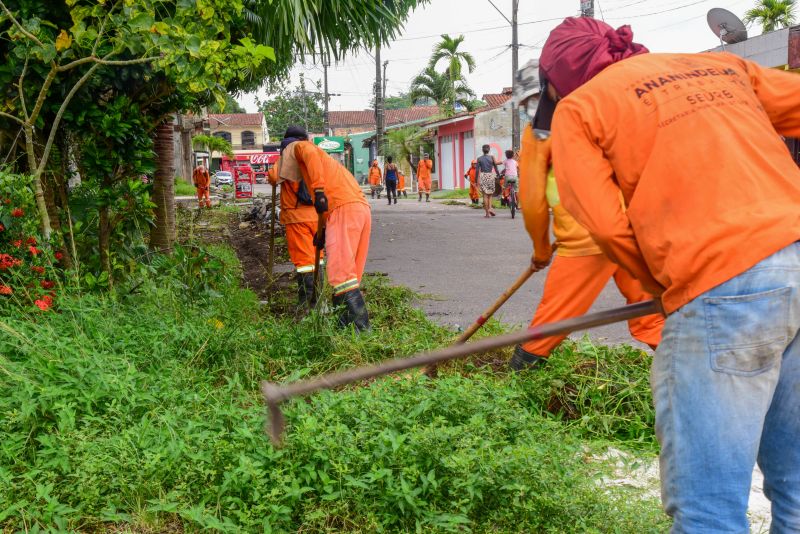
[285,221,322,273]
[418,177,431,194]
[326,202,371,295]
[469,182,480,201]
[196,187,211,208]
[522,254,664,355]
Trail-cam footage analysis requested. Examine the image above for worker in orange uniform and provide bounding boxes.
[368,160,382,199]
[539,17,800,530]
[416,153,432,202]
[278,126,371,331]
[465,160,479,205]
[397,170,408,198]
[192,163,211,208]
[268,158,322,306]
[511,58,663,372]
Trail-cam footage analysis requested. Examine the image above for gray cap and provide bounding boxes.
[513,59,541,106]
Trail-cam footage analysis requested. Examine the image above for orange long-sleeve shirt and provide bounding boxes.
[193,167,210,189]
[417,159,432,180]
[519,125,601,262]
[268,159,317,225]
[293,141,367,211]
[368,165,381,186]
[552,52,800,313]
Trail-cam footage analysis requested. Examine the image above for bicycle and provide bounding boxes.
[506,177,519,219]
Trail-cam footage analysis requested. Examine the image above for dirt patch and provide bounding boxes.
[226,218,291,300]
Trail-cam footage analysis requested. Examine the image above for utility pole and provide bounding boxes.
[382,60,388,103]
[374,44,385,157]
[580,0,594,18]
[511,0,520,150]
[299,73,309,131]
[322,53,330,135]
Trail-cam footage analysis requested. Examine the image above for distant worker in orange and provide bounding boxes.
[465,159,479,205]
[397,169,408,198]
[279,126,372,331]
[511,58,663,370]
[368,160,382,199]
[268,158,322,306]
[416,153,433,202]
[192,163,211,208]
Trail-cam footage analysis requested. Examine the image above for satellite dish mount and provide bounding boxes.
[707,8,748,50]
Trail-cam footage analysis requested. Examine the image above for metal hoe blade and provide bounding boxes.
[261,299,661,446]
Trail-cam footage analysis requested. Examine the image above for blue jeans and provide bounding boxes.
[652,241,800,533]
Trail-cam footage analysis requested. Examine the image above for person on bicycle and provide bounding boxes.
[511,58,664,370]
[502,150,518,211]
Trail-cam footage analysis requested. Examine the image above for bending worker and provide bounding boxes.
[541,17,800,531]
[192,163,211,208]
[416,153,432,202]
[512,58,663,371]
[268,158,321,306]
[279,126,372,331]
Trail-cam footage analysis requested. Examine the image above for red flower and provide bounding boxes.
[11,208,23,217]
[54,251,64,261]
[25,236,36,245]
[28,246,40,256]
[40,280,55,289]
[0,285,12,295]
[2,198,10,205]
[0,223,4,232]
[34,298,52,311]
[11,240,21,248]
[31,265,45,274]
[0,254,21,270]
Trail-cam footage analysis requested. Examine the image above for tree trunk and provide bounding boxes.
[150,120,176,253]
[99,203,112,288]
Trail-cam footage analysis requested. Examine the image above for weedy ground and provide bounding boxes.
[0,207,669,532]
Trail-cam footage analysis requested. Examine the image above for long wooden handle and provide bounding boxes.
[312,213,326,299]
[267,184,277,278]
[456,266,536,344]
[262,299,661,445]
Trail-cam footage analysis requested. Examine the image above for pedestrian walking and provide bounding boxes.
[512,67,662,370]
[268,157,322,306]
[279,126,372,332]
[192,163,212,208]
[476,145,500,218]
[416,153,432,202]
[368,160,382,199]
[465,159,479,205]
[384,156,399,205]
[540,16,800,530]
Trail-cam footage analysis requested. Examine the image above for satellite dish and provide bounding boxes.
[707,8,748,46]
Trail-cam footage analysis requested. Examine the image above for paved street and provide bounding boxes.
[364,195,648,348]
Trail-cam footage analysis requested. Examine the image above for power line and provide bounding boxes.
[486,0,512,25]
[606,0,708,20]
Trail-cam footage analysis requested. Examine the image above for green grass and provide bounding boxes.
[0,235,667,531]
[431,188,471,199]
[174,178,196,196]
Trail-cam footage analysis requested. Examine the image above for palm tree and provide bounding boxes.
[743,0,796,32]
[385,126,427,179]
[429,34,476,82]
[409,66,475,117]
[192,134,234,158]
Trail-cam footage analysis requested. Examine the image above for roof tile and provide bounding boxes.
[209,113,264,127]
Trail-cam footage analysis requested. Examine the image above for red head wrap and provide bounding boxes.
[539,17,648,97]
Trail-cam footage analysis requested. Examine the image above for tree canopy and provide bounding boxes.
[744,0,796,32]
[257,76,325,137]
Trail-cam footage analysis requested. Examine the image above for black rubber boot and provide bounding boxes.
[394,197,397,205]
[332,289,370,332]
[425,193,430,202]
[509,345,547,371]
[297,272,317,306]
[418,192,422,202]
[371,190,375,199]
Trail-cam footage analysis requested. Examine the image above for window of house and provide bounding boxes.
[214,131,231,143]
[241,131,255,148]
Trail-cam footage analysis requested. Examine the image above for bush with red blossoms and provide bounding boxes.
[0,172,62,311]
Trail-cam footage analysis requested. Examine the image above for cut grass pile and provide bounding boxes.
[0,235,666,531]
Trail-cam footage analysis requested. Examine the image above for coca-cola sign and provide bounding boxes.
[249,153,276,164]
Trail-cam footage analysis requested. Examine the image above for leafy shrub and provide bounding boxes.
[0,171,62,311]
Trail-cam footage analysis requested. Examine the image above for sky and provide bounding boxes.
[237,0,759,115]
